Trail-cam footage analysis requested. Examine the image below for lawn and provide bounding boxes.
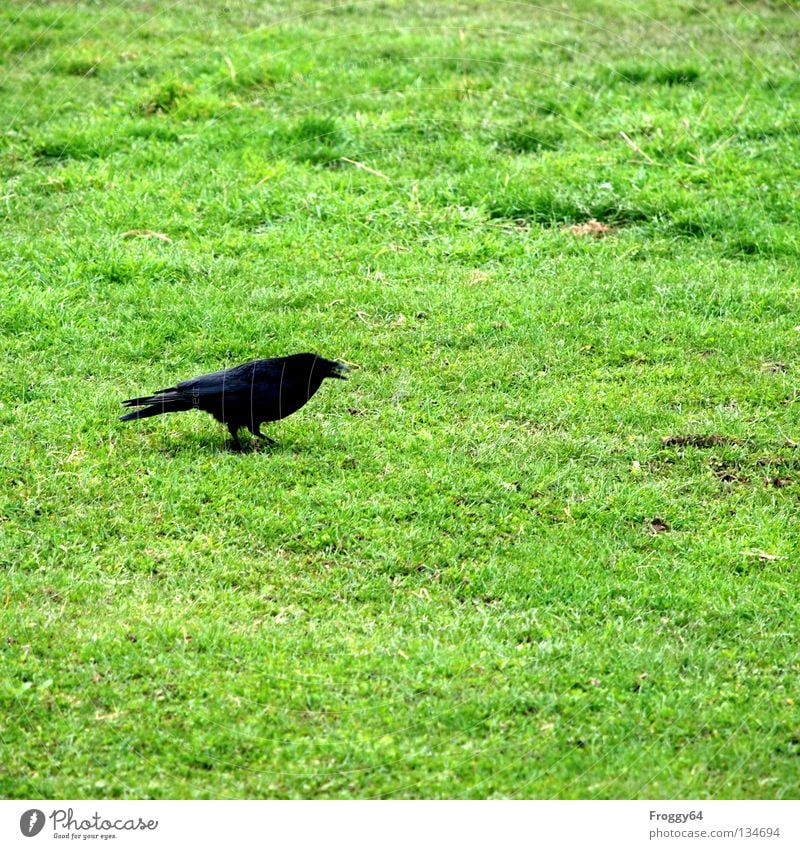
[1,0,799,798]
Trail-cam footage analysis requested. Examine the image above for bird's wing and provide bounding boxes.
[123,368,240,407]
[175,369,232,397]
[123,359,288,408]
[176,361,283,398]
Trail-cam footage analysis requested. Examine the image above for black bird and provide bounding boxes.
[120,352,350,449]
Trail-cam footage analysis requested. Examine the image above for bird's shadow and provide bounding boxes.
[156,434,286,457]
[228,438,281,455]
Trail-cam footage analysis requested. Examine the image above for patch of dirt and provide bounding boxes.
[661,434,741,448]
[710,460,749,484]
[649,518,670,535]
[569,219,615,238]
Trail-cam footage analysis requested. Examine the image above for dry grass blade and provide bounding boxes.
[121,229,173,243]
[742,549,783,561]
[339,157,391,181]
[619,130,655,164]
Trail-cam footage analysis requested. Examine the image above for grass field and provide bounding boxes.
[1,0,799,799]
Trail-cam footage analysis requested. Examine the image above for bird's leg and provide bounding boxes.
[250,425,276,447]
[227,423,244,451]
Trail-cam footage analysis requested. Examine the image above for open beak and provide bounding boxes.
[329,361,352,380]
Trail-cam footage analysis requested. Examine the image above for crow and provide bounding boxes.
[120,352,350,449]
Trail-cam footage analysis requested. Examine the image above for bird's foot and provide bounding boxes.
[252,429,277,448]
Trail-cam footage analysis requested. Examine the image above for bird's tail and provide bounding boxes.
[119,399,191,422]
[121,388,180,407]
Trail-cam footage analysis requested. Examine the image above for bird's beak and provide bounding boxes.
[330,361,352,380]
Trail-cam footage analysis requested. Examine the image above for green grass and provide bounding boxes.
[1,0,799,799]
